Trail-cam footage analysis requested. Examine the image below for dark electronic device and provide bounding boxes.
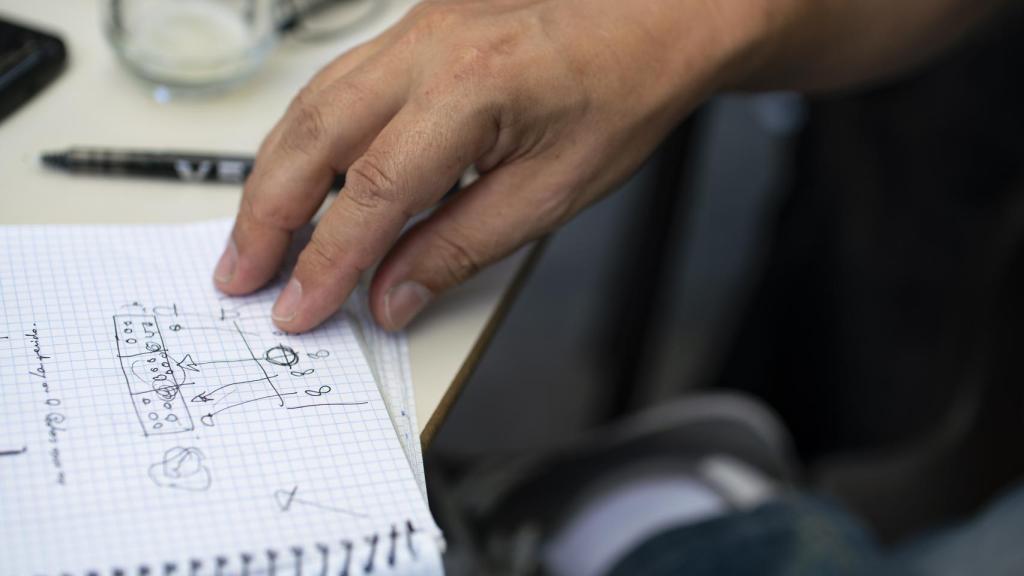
[0,16,67,125]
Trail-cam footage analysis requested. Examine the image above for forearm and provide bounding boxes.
[726,0,1007,92]
[220,0,1009,332]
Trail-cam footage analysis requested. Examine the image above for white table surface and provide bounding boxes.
[0,0,530,442]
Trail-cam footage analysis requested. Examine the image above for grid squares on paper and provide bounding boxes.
[347,291,426,495]
[0,220,439,575]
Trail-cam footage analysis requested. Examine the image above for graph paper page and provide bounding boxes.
[0,220,440,575]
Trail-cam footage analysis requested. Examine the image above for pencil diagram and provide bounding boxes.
[113,301,366,437]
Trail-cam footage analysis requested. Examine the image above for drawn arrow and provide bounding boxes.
[189,375,280,406]
[199,391,298,426]
[275,485,299,511]
[273,486,365,517]
[191,392,214,403]
[176,353,200,372]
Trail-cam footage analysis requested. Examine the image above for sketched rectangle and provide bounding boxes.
[114,314,194,435]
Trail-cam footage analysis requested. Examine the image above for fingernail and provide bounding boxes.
[385,281,433,329]
[273,278,303,322]
[214,240,238,284]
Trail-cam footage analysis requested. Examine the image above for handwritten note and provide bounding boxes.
[0,221,441,575]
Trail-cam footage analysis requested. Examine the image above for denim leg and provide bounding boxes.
[608,494,896,576]
[894,482,1024,576]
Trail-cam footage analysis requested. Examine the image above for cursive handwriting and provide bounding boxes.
[24,324,51,391]
[44,411,66,485]
[26,324,66,485]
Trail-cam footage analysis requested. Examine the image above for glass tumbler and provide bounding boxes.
[104,0,280,95]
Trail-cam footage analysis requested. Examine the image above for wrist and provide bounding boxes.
[621,0,804,123]
[705,0,807,92]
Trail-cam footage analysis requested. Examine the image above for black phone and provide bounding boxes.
[0,16,67,125]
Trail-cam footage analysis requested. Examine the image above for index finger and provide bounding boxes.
[269,98,496,332]
[214,60,408,296]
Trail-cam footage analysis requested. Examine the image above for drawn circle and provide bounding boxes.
[163,402,173,409]
[264,345,299,368]
[153,422,163,429]
[155,385,178,401]
[142,398,151,405]
[149,412,159,420]
[166,414,178,422]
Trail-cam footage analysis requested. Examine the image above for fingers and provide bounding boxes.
[269,98,496,332]
[214,58,408,297]
[369,159,578,330]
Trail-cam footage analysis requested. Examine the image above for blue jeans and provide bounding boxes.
[609,482,1024,576]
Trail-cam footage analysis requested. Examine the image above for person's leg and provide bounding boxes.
[894,481,1024,576]
[542,455,776,576]
[607,493,893,576]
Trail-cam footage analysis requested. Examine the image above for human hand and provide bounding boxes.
[214,0,768,332]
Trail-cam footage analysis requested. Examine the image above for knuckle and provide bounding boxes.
[433,229,482,286]
[448,44,495,81]
[400,1,465,51]
[241,193,296,231]
[301,232,343,272]
[431,42,526,105]
[334,77,374,107]
[449,32,522,81]
[280,98,328,157]
[345,154,400,212]
[534,185,578,229]
[460,16,528,68]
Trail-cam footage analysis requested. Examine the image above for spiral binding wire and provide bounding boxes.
[85,521,425,576]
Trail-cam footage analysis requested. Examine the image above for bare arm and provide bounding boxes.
[736,0,1007,91]
[215,0,1007,332]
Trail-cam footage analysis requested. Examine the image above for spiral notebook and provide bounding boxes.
[349,291,426,497]
[0,221,444,575]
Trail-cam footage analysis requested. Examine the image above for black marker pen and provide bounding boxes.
[41,146,464,196]
[40,147,346,189]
